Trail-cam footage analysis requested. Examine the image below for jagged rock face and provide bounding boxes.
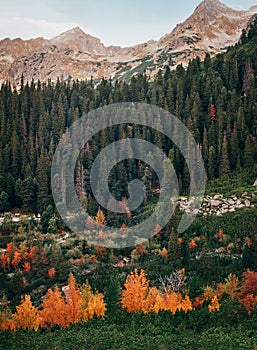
[0,0,257,85]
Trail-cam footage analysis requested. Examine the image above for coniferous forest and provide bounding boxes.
[1,18,257,350]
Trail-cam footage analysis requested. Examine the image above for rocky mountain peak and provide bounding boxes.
[203,0,222,6]
[0,1,257,85]
[193,0,237,19]
[50,26,107,55]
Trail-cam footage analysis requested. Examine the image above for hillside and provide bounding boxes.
[1,4,257,350]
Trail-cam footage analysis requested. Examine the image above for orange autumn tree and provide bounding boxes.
[240,270,257,297]
[239,270,257,315]
[189,239,197,250]
[95,209,106,226]
[217,228,224,240]
[143,287,160,314]
[65,273,83,324]
[208,295,220,313]
[160,247,168,259]
[121,269,150,312]
[12,295,40,331]
[40,286,69,328]
[161,292,183,314]
[47,267,56,278]
[193,296,205,309]
[181,295,193,313]
[240,294,257,316]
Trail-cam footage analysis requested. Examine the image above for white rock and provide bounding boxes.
[214,194,223,200]
[245,199,251,207]
[241,192,249,197]
[210,200,222,207]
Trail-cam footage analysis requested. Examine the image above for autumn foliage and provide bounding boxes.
[210,103,216,121]
[13,295,41,331]
[0,274,106,331]
[2,268,257,332]
[0,242,43,273]
[121,269,192,314]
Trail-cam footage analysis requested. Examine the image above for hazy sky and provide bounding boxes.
[0,0,257,46]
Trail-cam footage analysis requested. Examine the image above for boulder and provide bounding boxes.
[210,200,222,207]
[214,194,223,200]
[245,199,251,207]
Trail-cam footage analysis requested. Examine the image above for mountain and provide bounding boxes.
[0,0,257,85]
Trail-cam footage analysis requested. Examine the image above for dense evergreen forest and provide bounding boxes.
[1,17,257,350]
[0,20,257,217]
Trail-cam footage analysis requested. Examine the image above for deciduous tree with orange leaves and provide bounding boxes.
[208,296,220,313]
[12,295,40,331]
[47,267,56,278]
[240,270,257,297]
[95,208,106,226]
[40,286,69,328]
[65,273,83,324]
[121,269,150,312]
[161,291,182,314]
[240,294,257,316]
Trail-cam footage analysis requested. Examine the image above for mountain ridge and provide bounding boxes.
[0,0,257,84]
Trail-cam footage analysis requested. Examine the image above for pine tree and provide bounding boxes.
[104,272,121,316]
[166,228,182,269]
[219,132,230,176]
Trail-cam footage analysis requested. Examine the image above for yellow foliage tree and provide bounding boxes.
[80,280,106,321]
[217,273,239,300]
[204,285,216,301]
[84,293,106,320]
[153,292,164,314]
[13,295,40,331]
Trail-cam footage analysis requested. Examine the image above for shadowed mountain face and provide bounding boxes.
[0,0,257,85]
